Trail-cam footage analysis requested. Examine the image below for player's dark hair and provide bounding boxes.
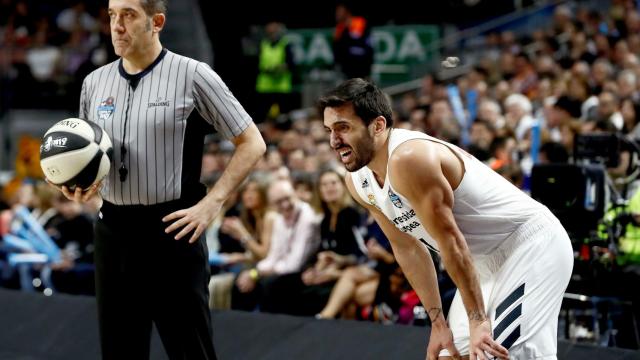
[318,78,393,128]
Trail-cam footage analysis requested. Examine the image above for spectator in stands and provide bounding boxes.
[255,21,296,122]
[333,3,373,80]
[231,179,319,311]
[46,192,95,295]
[468,119,495,162]
[260,169,364,316]
[596,91,624,131]
[316,216,395,320]
[209,178,276,309]
[56,1,97,34]
[503,93,535,141]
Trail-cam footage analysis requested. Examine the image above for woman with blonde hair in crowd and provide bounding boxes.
[260,169,365,315]
[208,177,276,309]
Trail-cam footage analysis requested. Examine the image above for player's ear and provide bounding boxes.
[373,116,387,134]
[151,13,165,33]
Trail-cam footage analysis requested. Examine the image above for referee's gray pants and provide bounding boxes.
[95,199,216,360]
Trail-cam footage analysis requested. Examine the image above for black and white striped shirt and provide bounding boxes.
[79,49,251,205]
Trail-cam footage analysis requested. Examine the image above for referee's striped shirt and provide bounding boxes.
[79,49,252,205]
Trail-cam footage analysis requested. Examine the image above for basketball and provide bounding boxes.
[39,118,113,190]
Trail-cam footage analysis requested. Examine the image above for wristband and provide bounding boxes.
[249,268,259,281]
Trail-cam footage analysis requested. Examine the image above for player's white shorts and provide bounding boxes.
[440,208,573,359]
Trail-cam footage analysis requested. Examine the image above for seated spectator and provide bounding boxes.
[316,218,396,320]
[208,178,276,309]
[231,179,319,311]
[260,169,364,316]
[45,192,95,295]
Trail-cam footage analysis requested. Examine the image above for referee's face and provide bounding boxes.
[108,0,157,58]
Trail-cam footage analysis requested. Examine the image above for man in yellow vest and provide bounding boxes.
[256,22,295,123]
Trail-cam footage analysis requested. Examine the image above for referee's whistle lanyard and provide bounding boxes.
[119,83,134,182]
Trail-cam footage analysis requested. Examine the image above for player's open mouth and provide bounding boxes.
[338,148,352,163]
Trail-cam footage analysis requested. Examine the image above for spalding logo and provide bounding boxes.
[41,136,68,152]
[55,119,79,128]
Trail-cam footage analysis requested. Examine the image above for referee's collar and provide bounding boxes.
[118,48,168,85]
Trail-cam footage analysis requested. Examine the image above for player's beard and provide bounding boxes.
[343,127,375,172]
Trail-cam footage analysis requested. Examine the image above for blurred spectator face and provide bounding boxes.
[567,77,588,101]
[535,55,555,75]
[626,11,640,33]
[571,61,590,80]
[399,93,418,118]
[324,104,376,172]
[319,171,344,204]
[623,54,639,70]
[294,181,313,204]
[265,148,284,170]
[499,52,515,75]
[273,165,291,181]
[470,121,494,150]
[494,81,511,103]
[316,141,337,168]
[241,181,263,211]
[409,108,427,130]
[621,98,637,130]
[617,70,637,98]
[547,107,568,128]
[268,180,297,217]
[287,149,306,171]
[335,4,350,23]
[279,130,301,155]
[309,120,328,142]
[614,40,630,65]
[201,153,217,177]
[594,34,611,56]
[108,0,163,58]
[265,22,283,42]
[478,100,502,125]
[627,34,640,55]
[592,60,612,85]
[428,100,453,130]
[598,92,618,119]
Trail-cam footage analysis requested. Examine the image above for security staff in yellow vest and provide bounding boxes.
[256,22,296,122]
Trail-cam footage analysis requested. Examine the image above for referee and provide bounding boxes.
[57,0,266,358]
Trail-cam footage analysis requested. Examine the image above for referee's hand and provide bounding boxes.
[162,198,222,243]
[47,179,102,203]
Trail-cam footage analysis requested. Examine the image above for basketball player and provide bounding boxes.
[54,0,266,358]
[321,78,573,360]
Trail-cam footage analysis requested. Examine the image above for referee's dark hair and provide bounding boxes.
[318,78,393,128]
[140,0,167,16]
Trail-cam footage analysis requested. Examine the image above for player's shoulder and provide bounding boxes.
[389,137,438,170]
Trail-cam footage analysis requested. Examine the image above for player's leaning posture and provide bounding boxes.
[56,0,266,358]
[321,78,573,360]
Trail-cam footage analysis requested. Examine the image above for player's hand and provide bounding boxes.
[426,317,460,360]
[47,179,102,203]
[162,197,223,243]
[469,318,509,360]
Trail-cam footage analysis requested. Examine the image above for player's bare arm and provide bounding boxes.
[389,140,508,360]
[345,173,460,360]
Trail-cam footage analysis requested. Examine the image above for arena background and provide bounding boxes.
[2,0,640,359]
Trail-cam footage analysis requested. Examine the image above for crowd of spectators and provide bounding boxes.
[3,0,640,347]
[0,0,115,109]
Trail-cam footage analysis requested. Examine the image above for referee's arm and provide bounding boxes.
[163,122,265,243]
[163,63,266,243]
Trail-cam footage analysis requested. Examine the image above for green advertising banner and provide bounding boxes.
[286,25,439,84]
